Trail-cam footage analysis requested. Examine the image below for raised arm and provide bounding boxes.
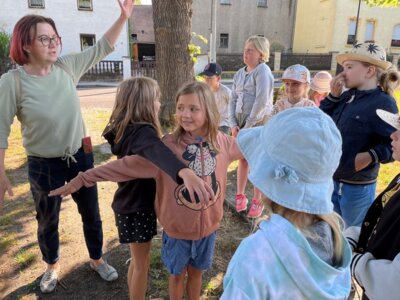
[104,0,134,46]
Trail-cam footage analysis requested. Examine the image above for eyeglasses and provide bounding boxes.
[36,35,61,47]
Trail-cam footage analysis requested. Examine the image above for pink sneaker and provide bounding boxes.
[247,198,264,218]
[235,194,248,212]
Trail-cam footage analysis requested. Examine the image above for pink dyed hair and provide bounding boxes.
[10,14,61,65]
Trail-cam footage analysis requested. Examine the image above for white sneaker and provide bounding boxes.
[90,261,118,281]
[40,269,58,293]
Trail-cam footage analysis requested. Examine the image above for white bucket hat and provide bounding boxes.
[237,107,342,214]
[376,109,400,130]
[336,42,392,70]
[282,64,311,84]
[310,71,332,93]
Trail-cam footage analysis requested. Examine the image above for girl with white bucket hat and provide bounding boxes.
[221,107,352,300]
[320,42,400,228]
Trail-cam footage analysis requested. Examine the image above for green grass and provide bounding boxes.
[0,235,16,252]
[0,215,13,226]
[14,250,37,269]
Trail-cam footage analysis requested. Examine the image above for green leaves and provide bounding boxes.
[363,0,400,7]
[0,29,11,59]
[189,32,208,64]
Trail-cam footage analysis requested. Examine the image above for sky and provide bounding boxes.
[140,0,152,4]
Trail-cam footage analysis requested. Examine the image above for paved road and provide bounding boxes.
[76,78,283,106]
[77,87,116,109]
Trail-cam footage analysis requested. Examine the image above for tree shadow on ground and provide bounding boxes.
[3,241,131,300]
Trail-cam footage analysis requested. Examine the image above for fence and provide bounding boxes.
[217,53,274,72]
[81,60,123,81]
[280,53,332,70]
[131,60,156,78]
[2,53,399,80]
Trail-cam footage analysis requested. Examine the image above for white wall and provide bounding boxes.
[1,0,129,60]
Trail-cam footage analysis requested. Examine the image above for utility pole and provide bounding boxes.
[354,0,362,45]
[209,0,217,62]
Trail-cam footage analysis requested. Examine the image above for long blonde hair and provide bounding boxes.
[362,63,400,97]
[173,81,220,152]
[246,35,270,63]
[107,77,162,143]
[264,200,344,266]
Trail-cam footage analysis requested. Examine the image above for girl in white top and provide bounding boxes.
[229,36,274,219]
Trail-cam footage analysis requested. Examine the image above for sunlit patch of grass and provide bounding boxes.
[0,234,16,252]
[15,250,37,269]
[203,272,224,296]
[81,108,112,146]
[5,121,26,170]
[148,238,169,298]
[377,161,400,194]
[228,160,238,172]
[394,89,400,105]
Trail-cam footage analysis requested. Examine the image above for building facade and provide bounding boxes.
[130,0,296,58]
[293,0,400,54]
[1,0,129,60]
[192,0,296,54]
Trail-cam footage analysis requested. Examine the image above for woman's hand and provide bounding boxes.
[178,168,215,207]
[117,0,134,19]
[355,152,373,172]
[330,72,345,98]
[231,126,240,137]
[0,172,13,209]
[48,182,80,198]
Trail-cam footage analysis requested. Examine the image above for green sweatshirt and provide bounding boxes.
[0,36,114,158]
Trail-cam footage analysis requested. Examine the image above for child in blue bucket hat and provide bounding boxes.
[221,107,352,300]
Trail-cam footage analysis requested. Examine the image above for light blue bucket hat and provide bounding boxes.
[237,107,342,214]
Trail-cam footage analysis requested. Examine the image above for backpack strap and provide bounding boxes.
[55,61,76,85]
[10,61,75,108]
[11,69,21,107]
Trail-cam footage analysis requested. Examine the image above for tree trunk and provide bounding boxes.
[153,0,194,126]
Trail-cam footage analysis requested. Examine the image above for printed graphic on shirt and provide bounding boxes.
[174,142,221,211]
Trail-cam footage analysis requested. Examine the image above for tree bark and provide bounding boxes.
[153,0,194,126]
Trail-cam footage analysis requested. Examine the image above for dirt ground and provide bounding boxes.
[0,163,251,300]
[0,87,253,300]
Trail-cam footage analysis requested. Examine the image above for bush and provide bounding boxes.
[270,42,285,53]
[0,29,11,59]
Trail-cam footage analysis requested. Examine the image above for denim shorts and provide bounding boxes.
[161,231,217,275]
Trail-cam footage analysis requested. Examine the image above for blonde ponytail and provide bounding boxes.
[318,213,344,266]
[378,67,400,97]
[262,199,345,267]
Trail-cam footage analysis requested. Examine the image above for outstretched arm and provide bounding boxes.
[49,155,156,197]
